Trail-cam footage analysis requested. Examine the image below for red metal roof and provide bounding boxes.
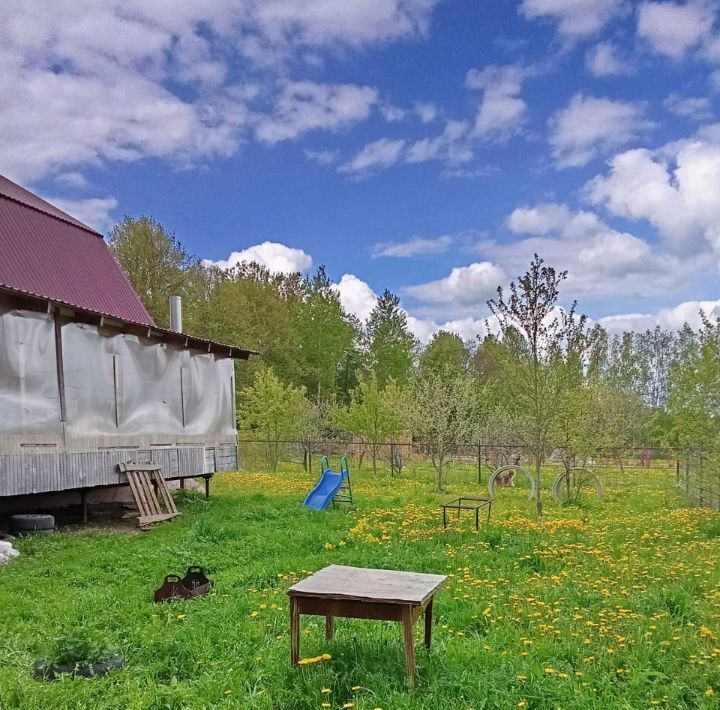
[0,176,155,326]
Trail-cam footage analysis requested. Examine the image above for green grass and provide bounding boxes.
[1,464,719,709]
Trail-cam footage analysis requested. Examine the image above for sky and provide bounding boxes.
[2,0,720,343]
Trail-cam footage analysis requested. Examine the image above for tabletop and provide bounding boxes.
[288,565,447,605]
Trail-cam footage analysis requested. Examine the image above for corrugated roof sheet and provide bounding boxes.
[0,175,155,326]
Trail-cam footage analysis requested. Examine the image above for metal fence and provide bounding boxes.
[679,448,720,511]
[237,437,684,493]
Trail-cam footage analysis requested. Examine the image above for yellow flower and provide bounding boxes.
[176,614,187,620]
[321,653,332,660]
[342,704,354,709]
[224,690,232,696]
[706,688,714,697]
[321,704,331,709]
[545,667,555,674]
[250,611,258,618]
[321,688,331,694]
[518,701,527,709]
[351,685,362,691]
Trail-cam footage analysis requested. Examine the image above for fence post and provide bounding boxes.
[390,440,396,477]
[477,442,482,485]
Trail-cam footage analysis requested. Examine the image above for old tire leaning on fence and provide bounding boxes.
[551,468,604,504]
[487,465,536,502]
[9,514,55,536]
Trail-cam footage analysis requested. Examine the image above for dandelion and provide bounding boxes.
[321,688,331,694]
[224,690,232,696]
[706,688,714,697]
[351,685,362,691]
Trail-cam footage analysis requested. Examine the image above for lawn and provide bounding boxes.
[1,463,719,709]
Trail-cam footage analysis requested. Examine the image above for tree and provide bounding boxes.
[667,314,720,447]
[108,216,207,329]
[334,373,404,475]
[487,254,588,516]
[365,290,417,386]
[289,266,359,400]
[404,366,480,492]
[239,368,311,471]
[419,331,471,377]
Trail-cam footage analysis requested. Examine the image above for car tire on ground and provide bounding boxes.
[0,533,15,543]
[9,514,55,535]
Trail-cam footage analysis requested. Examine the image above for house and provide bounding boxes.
[0,175,252,508]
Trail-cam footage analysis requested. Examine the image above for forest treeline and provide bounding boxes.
[109,217,720,495]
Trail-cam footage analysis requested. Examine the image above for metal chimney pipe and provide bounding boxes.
[169,296,183,333]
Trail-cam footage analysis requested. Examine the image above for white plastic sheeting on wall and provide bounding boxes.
[61,322,235,438]
[0,306,61,434]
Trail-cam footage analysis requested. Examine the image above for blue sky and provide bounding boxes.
[3,0,720,341]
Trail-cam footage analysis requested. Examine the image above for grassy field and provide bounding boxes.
[1,464,720,709]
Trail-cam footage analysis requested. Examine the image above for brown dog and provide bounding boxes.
[495,469,516,487]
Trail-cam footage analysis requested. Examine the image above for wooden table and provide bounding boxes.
[441,496,492,531]
[288,564,446,687]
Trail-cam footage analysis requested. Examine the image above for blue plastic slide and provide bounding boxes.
[303,468,344,511]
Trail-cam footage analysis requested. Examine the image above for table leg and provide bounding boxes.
[402,606,416,688]
[475,506,479,531]
[290,597,300,665]
[487,501,492,523]
[326,615,334,640]
[442,506,446,528]
[424,598,433,650]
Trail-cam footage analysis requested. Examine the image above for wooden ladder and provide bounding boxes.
[119,463,181,528]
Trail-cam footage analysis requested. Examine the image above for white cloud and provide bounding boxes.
[404,262,506,306]
[52,172,92,190]
[485,201,705,299]
[42,195,119,232]
[204,241,312,273]
[637,1,715,59]
[405,120,474,164]
[599,299,720,333]
[255,81,378,144]
[330,272,481,344]
[333,273,378,322]
[549,93,652,167]
[663,93,714,121]
[340,137,406,174]
[585,41,634,76]
[466,65,530,140]
[372,235,453,258]
[414,101,439,123]
[303,148,340,165]
[379,103,407,122]
[519,0,624,37]
[507,202,606,239]
[585,128,720,258]
[406,315,489,344]
[0,1,437,183]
